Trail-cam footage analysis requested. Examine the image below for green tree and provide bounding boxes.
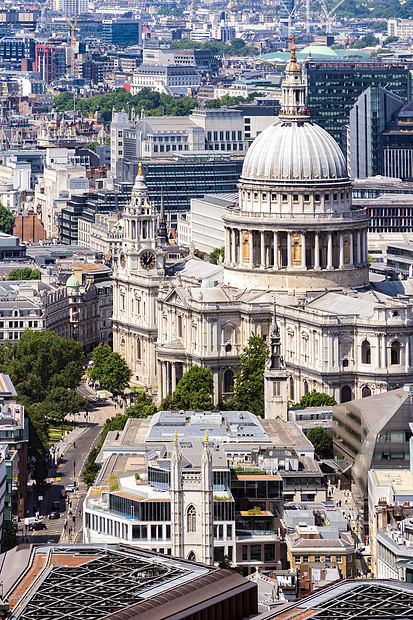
[209,247,224,264]
[7,267,41,281]
[82,447,101,486]
[292,389,337,409]
[233,334,268,417]
[98,352,132,395]
[125,392,157,419]
[89,343,112,382]
[0,203,14,234]
[350,34,380,48]
[307,426,333,458]
[83,141,98,152]
[0,330,85,482]
[160,365,214,410]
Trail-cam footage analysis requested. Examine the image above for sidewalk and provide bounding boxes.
[49,425,89,468]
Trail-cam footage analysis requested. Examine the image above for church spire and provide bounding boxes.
[268,304,285,371]
[158,187,169,246]
[280,35,309,119]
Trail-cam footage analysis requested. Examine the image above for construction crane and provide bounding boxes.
[321,0,346,34]
[47,1,79,75]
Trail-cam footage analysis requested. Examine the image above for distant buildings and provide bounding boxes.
[35,43,66,84]
[102,19,142,47]
[55,0,88,18]
[305,60,411,150]
[131,64,201,96]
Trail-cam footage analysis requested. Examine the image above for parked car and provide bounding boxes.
[65,484,76,493]
[48,512,60,520]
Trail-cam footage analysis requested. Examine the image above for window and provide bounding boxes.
[325,194,330,201]
[325,555,331,562]
[315,194,320,201]
[391,340,401,365]
[282,194,287,201]
[336,555,342,563]
[333,193,338,200]
[295,556,301,564]
[361,339,371,364]
[242,545,248,561]
[293,194,299,202]
[187,504,196,532]
[304,194,309,202]
[315,556,321,562]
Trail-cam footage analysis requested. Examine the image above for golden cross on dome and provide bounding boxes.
[290,34,297,62]
[174,428,178,444]
[138,162,142,175]
[205,429,209,444]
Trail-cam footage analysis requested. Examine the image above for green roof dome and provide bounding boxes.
[66,272,80,288]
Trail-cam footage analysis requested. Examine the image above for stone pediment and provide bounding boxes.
[163,288,190,308]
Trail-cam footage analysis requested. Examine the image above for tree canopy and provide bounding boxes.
[7,267,41,281]
[160,365,214,411]
[209,247,224,264]
[0,203,14,235]
[291,390,337,409]
[307,426,333,458]
[171,38,258,57]
[0,330,86,482]
[231,334,268,418]
[89,343,131,395]
[54,88,199,123]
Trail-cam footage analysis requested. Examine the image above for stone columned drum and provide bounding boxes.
[223,42,369,292]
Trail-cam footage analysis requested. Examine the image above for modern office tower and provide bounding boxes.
[305,60,411,150]
[55,0,88,17]
[382,101,413,180]
[35,43,66,84]
[102,19,141,47]
[348,86,404,179]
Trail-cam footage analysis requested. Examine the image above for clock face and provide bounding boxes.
[140,251,156,270]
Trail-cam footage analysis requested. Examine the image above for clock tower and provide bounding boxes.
[112,164,168,388]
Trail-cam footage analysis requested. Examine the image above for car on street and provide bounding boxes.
[47,539,55,544]
[48,512,60,519]
[28,522,47,531]
[65,484,76,492]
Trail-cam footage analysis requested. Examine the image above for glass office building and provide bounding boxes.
[305,60,412,150]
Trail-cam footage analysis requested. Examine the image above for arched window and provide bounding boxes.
[362,386,371,398]
[187,505,196,533]
[391,341,401,365]
[303,380,309,394]
[289,376,294,401]
[341,385,352,403]
[224,369,234,393]
[137,339,141,360]
[188,551,196,562]
[361,340,371,364]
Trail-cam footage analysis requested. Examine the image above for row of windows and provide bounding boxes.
[207,130,243,141]
[294,554,346,564]
[242,543,276,562]
[245,191,349,202]
[0,321,39,328]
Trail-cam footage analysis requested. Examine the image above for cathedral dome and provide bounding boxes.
[240,120,348,186]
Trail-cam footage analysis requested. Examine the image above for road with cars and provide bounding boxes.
[24,387,119,545]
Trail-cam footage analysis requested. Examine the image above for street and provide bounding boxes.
[23,384,121,545]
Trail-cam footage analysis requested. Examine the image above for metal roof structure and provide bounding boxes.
[3,543,256,620]
[262,580,413,620]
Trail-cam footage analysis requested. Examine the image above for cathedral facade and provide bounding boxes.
[112,45,413,409]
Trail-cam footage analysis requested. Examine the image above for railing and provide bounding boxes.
[224,208,368,221]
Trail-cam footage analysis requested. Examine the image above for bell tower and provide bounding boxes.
[264,304,288,420]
